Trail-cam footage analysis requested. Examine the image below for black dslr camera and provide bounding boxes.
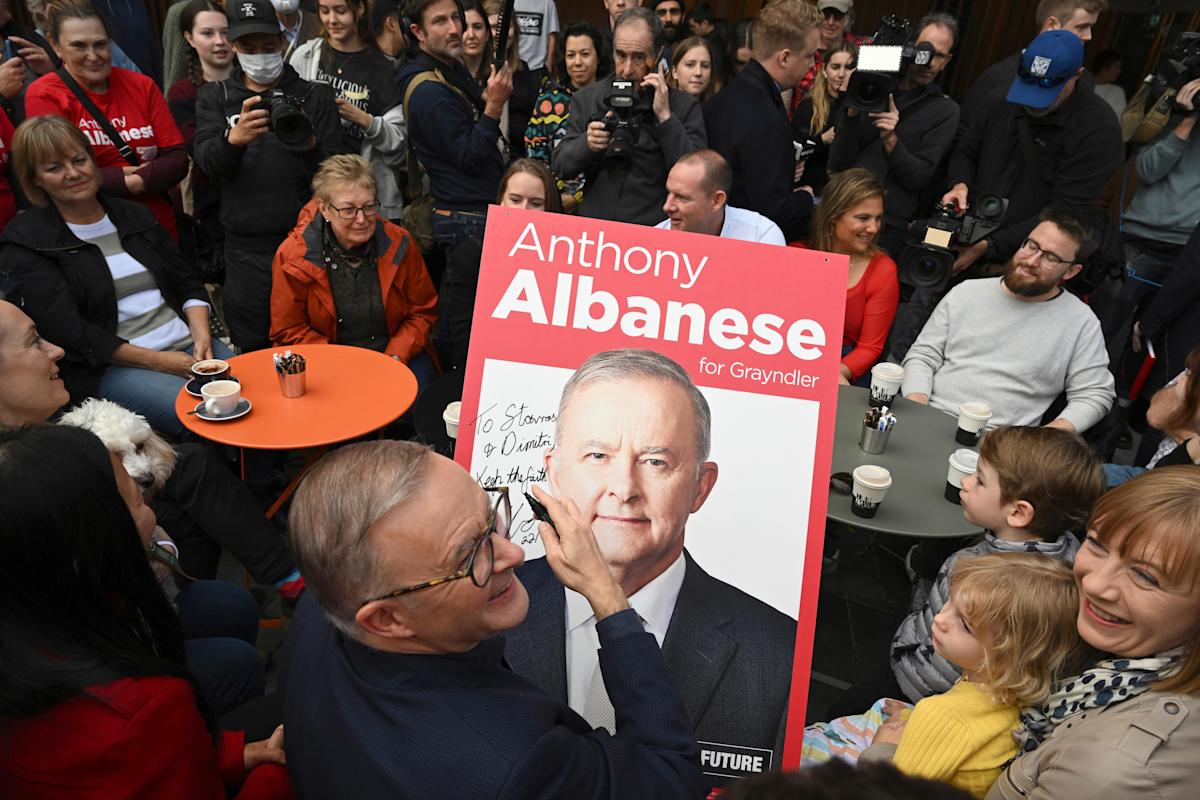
[258,89,313,151]
[599,78,646,162]
[844,16,935,112]
[897,197,1010,291]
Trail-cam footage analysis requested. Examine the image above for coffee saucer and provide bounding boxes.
[193,398,252,422]
[185,375,239,398]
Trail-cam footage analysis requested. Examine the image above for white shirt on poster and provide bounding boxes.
[655,205,787,245]
[564,551,686,715]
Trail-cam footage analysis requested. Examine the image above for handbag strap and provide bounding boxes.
[57,67,140,166]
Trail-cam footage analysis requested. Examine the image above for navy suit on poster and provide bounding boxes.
[505,550,797,780]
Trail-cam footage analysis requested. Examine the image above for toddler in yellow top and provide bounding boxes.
[801,552,1083,797]
[861,553,1084,798]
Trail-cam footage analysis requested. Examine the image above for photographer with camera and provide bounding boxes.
[705,0,821,242]
[553,6,705,226]
[1091,77,1200,346]
[195,0,345,352]
[941,30,1122,278]
[827,13,959,256]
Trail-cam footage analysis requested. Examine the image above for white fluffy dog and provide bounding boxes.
[58,399,178,493]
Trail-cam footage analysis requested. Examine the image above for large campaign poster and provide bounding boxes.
[457,206,847,783]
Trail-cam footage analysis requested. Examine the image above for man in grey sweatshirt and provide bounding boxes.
[901,208,1114,433]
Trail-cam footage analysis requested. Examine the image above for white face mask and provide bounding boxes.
[238,52,285,85]
[271,0,300,13]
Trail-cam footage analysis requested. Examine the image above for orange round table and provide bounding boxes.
[175,344,418,449]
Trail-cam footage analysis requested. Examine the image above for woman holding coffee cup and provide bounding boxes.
[796,169,899,385]
[0,116,230,436]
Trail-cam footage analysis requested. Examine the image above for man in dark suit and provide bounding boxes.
[279,440,707,799]
[704,1,821,241]
[505,349,797,785]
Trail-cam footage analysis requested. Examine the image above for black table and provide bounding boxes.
[826,385,984,539]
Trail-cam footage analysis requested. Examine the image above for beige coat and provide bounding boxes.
[986,691,1200,799]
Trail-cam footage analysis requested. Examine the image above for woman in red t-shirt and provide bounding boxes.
[795,168,900,384]
[25,2,187,240]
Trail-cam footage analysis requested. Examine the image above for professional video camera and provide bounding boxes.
[600,78,647,161]
[258,89,313,151]
[844,15,935,113]
[896,197,1010,291]
[1155,30,1200,93]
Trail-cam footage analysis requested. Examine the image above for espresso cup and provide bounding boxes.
[945,448,979,504]
[869,362,905,408]
[191,358,231,386]
[955,400,993,446]
[201,380,241,417]
[851,465,893,518]
[443,401,462,439]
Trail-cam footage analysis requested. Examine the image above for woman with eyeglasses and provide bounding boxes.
[270,154,438,390]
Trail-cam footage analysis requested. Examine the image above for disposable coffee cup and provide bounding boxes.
[851,465,892,519]
[869,362,905,408]
[945,448,979,504]
[955,401,993,446]
[201,379,241,417]
[191,358,231,386]
[443,401,462,439]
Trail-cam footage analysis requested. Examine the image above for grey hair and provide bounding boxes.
[613,6,665,52]
[288,440,431,636]
[916,12,959,49]
[555,349,712,463]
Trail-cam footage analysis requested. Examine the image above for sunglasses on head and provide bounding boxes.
[1016,64,1069,88]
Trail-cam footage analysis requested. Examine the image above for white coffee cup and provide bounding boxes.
[957,400,993,433]
[869,362,905,407]
[201,380,241,417]
[851,464,893,518]
[945,448,979,503]
[443,401,462,439]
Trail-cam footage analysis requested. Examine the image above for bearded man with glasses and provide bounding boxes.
[901,208,1114,434]
[279,439,707,799]
[270,154,439,390]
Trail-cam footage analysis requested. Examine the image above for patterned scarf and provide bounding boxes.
[1014,648,1185,752]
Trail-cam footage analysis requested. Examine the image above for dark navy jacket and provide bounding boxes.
[280,592,707,799]
[397,52,506,212]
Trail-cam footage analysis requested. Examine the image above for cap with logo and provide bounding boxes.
[1007,30,1084,110]
[818,0,853,14]
[229,0,282,42]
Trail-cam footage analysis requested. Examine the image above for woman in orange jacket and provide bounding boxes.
[270,155,438,389]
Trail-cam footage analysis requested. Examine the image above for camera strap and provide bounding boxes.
[56,68,140,167]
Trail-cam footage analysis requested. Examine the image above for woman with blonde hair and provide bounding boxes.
[270,154,438,389]
[989,467,1200,798]
[794,168,899,384]
[791,40,855,196]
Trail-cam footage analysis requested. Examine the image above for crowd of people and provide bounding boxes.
[0,0,1198,797]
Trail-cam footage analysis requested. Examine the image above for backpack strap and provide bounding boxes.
[402,69,480,190]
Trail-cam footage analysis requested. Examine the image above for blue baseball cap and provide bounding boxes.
[1006,30,1084,109]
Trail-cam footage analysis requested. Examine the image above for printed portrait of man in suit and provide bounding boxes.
[504,348,797,783]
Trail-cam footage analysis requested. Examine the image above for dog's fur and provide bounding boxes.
[58,399,178,493]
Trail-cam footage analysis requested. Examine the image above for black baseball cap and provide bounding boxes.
[228,0,281,41]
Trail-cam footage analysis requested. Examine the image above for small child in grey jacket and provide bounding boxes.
[891,426,1106,703]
